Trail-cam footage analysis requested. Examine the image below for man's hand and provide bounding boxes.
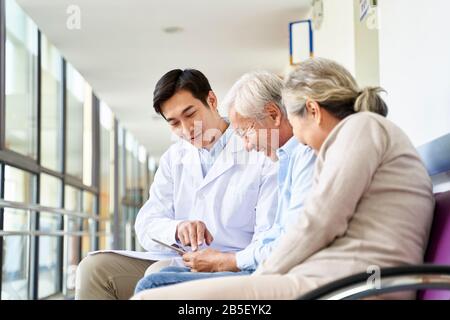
[176,220,214,251]
[182,248,239,272]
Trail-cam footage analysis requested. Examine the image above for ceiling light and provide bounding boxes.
[162,26,184,34]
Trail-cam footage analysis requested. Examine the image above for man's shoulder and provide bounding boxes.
[290,142,316,171]
[292,142,315,160]
[159,140,190,165]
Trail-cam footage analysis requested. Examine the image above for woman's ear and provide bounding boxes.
[306,100,322,125]
[265,102,282,126]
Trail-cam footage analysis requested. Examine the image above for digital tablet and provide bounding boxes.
[151,238,186,255]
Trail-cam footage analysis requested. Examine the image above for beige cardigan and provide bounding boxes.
[255,112,434,288]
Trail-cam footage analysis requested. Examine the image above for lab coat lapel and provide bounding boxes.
[197,134,243,191]
[180,143,204,185]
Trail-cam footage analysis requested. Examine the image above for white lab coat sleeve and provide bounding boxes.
[235,157,279,270]
[134,149,183,252]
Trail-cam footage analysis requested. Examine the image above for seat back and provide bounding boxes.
[418,190,450,300]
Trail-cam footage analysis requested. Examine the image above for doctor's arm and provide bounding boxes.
[134,151,182,252]
[183,158,279,272]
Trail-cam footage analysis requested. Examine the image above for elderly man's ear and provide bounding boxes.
[264,102,283,127]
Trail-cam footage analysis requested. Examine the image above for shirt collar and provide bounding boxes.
[276,136,299,159]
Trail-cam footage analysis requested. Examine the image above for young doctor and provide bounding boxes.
[75,69,278,299]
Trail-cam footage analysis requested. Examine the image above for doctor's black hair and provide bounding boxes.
[153,69,212,117]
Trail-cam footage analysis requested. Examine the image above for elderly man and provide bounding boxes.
[133,70,316,294]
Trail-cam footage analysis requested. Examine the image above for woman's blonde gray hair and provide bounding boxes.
[283,58,388,119]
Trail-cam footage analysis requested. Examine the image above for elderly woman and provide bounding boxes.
[132,58,434,300]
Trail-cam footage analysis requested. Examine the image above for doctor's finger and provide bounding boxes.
[205,229,214,245]
[196,223,206,246]
[188,225,198,250]
[179,232,189,246]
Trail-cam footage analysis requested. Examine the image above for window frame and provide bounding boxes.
[0,0,5,152]
[1,164,37,300]
[0,163,4,297]
[0,6,100,298]
[39,33,64,173]
[0,0,153,300]
[3,0,39,161]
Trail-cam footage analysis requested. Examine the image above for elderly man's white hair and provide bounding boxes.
[222,71,286,119]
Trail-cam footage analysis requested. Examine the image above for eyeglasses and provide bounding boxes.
[235,122,256,138]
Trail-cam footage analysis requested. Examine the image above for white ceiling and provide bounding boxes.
[16,0,311,158]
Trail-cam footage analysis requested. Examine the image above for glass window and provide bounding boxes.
[1,236,29,300]
[38,236,60,299]
[64,185,81,212]
[2,165,34,234]
[39,213,60,232]
[1,166,35,300]
[81,219,94,258]
[82,86,93,186]
[83,191,96,216]
[3,165,35,203]
[65,64,84,179]
[81,191,96,257]
[125,132,138,207]
[63,185,81,293]
[132,146,148,251]
[39,173,62,231]
[138,146,148,203]
[4,0,38,159]
[64,217,80,294]
[148,156,157,187]
[39,173,62,230]
[117,126,126,250]
[99,220,112,250]
[40,34,63,171]
[37,174,62,298]
[99,102,114,250]
[124,133,140,250]
[2,209,28,232]
[124,207,136,251]
[39,173,61,208]
[100,102,114,217]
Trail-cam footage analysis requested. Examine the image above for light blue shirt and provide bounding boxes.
[198,122,234,178]
[235,136,316,271]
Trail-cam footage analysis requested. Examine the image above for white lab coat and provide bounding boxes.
[120,133,279,261]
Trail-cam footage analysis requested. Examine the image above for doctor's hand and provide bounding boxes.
[182,248,239,272]
[176,220,214,251]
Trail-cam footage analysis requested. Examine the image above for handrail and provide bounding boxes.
[298,265,450,300]
[0,199,110,221]
[0,230,110,237]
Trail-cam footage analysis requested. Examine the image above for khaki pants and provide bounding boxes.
[75,253,171,300]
